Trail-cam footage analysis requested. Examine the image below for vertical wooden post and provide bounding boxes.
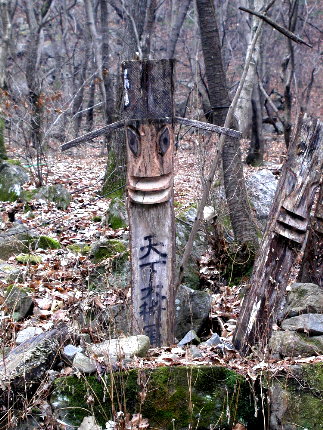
[233,115,323,355]
[122,60,175,346]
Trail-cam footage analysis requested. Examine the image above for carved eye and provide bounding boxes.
[127,128,140,157]
[158,127,170,156]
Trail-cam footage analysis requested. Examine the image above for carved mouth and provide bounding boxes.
[128,173,172,204]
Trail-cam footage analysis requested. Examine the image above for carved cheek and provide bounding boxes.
[127,128,140,157]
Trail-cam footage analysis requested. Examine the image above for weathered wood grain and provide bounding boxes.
[124,60,175,346]
[233,115,323,355]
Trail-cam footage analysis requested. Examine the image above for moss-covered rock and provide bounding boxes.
[101,150,126,199]
[92,215,102,222]
[4,285,33,321]
[51,366,261,429]
[105,197,128,229]
[34,235,61,250]
[0,225,38,260]
[15,254,42,265]
[67,243,91,255]
[269,330,323,359]
[0,160,29,201]
[0,261,26,283]
[34,184,71,209]
[269,363,323,430]
[89,239,127,263]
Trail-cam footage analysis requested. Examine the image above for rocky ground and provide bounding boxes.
[0,131,322,430]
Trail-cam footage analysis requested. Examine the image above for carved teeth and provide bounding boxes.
[128,173,172,192]
[128,188,172,204]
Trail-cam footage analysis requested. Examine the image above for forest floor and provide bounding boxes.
[0,130,321,382]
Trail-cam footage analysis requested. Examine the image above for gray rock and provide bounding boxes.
[0,161,29,201]
[63,344,83,361]
[246,169,277,229]
[4,285,33,321]
[0,224,38,260]
[34,184,71,209]
[175,285,211,340]
[281,313,323,335]
[0,261,26,282]
[189,345,203,358]
[269,331,322,358]
[105,197,128,229]
[73,352,97,374]
[78,416,102,430]
[87,335,150,361]
[176,207,207,289]
[205,333,222,346]
[283,282,323,318]
[178,330,200,346]
[269,363,323,430]
[94,303,132,335]
[0,328,67,404]
[16,327,43,344]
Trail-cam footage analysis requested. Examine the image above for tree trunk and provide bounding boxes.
[166,0,191,58]
[282,0,298,148]
[84,0,107,122]
[0,0,11,159]
[235,0,264,136]
[196,0,259,248]
[233,114,323,355]
[246,82,264,165]
[86,78,95,132]
[298,182,323,286]
[100,0,114,124]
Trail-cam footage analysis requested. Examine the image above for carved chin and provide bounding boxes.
[128,173,172,204]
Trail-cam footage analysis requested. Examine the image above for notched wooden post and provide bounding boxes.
[122,59,175,346]
[233,114,323,355]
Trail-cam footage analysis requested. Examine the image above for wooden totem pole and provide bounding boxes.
[61,59,241,347]
[122,59,175,346]
[233,115,323,355]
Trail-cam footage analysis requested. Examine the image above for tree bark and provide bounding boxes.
[196,0,259,247]
[246,82,264,165]
[84,0,107,121]
[100,0,114,124]
[0,0,12,159]
[233,114,323,355]
[235,0,264,136]
[166,0,191,59]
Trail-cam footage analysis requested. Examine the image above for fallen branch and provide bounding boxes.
[239,6,313,48]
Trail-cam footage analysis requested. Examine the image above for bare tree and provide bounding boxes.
[195,0,259,247]
[235,0,265,136]
[0,0,12,159]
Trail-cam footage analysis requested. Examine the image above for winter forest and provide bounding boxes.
[0,0,322,429]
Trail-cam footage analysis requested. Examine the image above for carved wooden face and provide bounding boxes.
[126,123,174,204]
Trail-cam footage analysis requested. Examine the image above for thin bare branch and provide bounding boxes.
[239,6,313,48]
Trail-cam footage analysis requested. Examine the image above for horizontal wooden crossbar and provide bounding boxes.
[61,117,241,151]
[175,117,241,138]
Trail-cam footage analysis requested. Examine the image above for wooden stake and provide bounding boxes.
[123,60,175,346]
[233,114,323,355]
